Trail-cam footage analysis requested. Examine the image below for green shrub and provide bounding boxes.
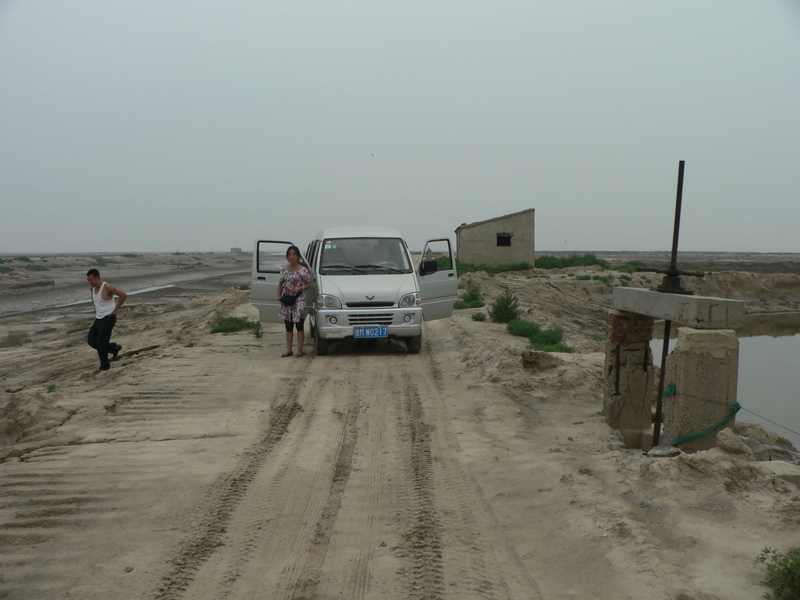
[461,286,483,303]
[533,328,563,345]
[757,546,800,600]
[122,253,140,258]
[467,300,485,308]
[0,266,12,274]
[614,260,647,273]
[15,256,32,263]
[453,300,469,309]
[471,313,486,321]
[46,384,57,393]
[592,274,613,285]
[575,275,591,281]
[488,288,520,323]
[619,274,632,282]
[507,319,541,338]
[252,321,263,339]
[210,316,260,334]
[25,264,49,271]
[239,284,251,290]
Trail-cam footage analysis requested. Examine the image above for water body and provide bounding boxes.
[653,320,800,449]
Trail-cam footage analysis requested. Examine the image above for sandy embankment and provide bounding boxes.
[0,253,799,599]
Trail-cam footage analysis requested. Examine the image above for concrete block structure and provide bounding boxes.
[455,209,535,267]
[612,288,745,329]
[603,310,657,449]
[603,288,746,452]
[662,328,739,452]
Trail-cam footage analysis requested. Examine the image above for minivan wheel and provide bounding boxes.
[406,334,422,354]
[315,329,328,355]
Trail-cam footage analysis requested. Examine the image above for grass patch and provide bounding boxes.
[25,264,49,271]
[238,284,251,291]
[14,256,33,263]
[94,257,119,267]
[471,313,486,321]
[0,332,31,347]
[575,275,591,281]
[210,316,261,334]
[122,253,140,258]
[0,266,12,274]
[506,318,573,353]
[457,261,534,275]
[757,546,800,599]
[454,285,485,309]
[46,384,57,393]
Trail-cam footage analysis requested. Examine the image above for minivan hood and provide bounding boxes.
[319,273,417,305]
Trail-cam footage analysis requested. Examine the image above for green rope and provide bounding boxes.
[662,382,677,401]
[670,401,742,446]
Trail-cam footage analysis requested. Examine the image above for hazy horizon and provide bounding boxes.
[2,2,799,254]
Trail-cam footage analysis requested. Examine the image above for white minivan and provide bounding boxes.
[251,227,458,354]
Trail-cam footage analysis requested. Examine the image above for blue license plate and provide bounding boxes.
[353,326,388,338]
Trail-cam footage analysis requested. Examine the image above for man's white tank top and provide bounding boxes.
[92,282,116,319]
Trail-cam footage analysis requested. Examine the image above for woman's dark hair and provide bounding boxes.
[286,246,301,259]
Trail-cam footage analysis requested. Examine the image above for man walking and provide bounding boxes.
[86,269,127,371]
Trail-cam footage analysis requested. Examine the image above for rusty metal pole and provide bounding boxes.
[652,160,685,447]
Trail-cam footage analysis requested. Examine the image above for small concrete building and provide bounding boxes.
[454,209,535,267]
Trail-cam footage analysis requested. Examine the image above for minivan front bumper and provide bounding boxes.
[314,307,423,339]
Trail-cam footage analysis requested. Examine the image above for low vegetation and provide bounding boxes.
[471,313,486,321]
[456,254,647,276]
[507,319,573,353]
[454,285,485,309]
[0,332,31,347]
[757,546,800,600]
[210,316,261,334]
[488,288,520,323]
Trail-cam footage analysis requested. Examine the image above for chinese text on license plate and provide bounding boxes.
[353,326,389,338]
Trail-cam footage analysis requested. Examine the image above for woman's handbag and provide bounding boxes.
[280,291,303,306]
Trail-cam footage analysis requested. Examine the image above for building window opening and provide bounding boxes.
[496,233,513,247]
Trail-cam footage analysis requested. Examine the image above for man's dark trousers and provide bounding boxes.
[87,315,119,369]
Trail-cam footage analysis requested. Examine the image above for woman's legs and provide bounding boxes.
[296,321,305,356]
[283,321,294,357]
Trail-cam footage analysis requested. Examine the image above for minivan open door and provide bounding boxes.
[418,238,458,320]
[251,241,314,323]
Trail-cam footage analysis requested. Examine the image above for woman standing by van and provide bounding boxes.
[277,246,311,357]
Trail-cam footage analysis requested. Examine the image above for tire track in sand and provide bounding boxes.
[152,363,310,600]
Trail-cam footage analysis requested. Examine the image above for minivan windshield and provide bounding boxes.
[319,237,413,275]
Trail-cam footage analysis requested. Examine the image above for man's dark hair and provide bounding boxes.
[87,269,100,278]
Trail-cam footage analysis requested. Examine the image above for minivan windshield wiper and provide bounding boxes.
[321,264,366,274]
[354,264,404,273]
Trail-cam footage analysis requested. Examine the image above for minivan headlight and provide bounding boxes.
[317,294,342,309]
[399,292,420,308]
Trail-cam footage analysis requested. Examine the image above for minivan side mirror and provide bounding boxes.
[420,260,438,276]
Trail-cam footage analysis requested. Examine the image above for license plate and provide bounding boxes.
[353,326,388,338]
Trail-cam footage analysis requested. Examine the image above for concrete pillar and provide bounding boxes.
[662,328,739,453]
[603,310,656,449]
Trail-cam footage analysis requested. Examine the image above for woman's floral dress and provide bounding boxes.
[279,266,311,323]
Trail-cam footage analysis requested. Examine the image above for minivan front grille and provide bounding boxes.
[346,302,394,308]
[347,313,394,326]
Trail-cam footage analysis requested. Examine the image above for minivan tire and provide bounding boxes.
[315,328,328,356]
[406,334,422,354]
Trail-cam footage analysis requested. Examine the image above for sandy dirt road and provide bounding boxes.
[2,261,800,599]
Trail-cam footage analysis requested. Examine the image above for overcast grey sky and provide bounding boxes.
[1,1,798,254]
